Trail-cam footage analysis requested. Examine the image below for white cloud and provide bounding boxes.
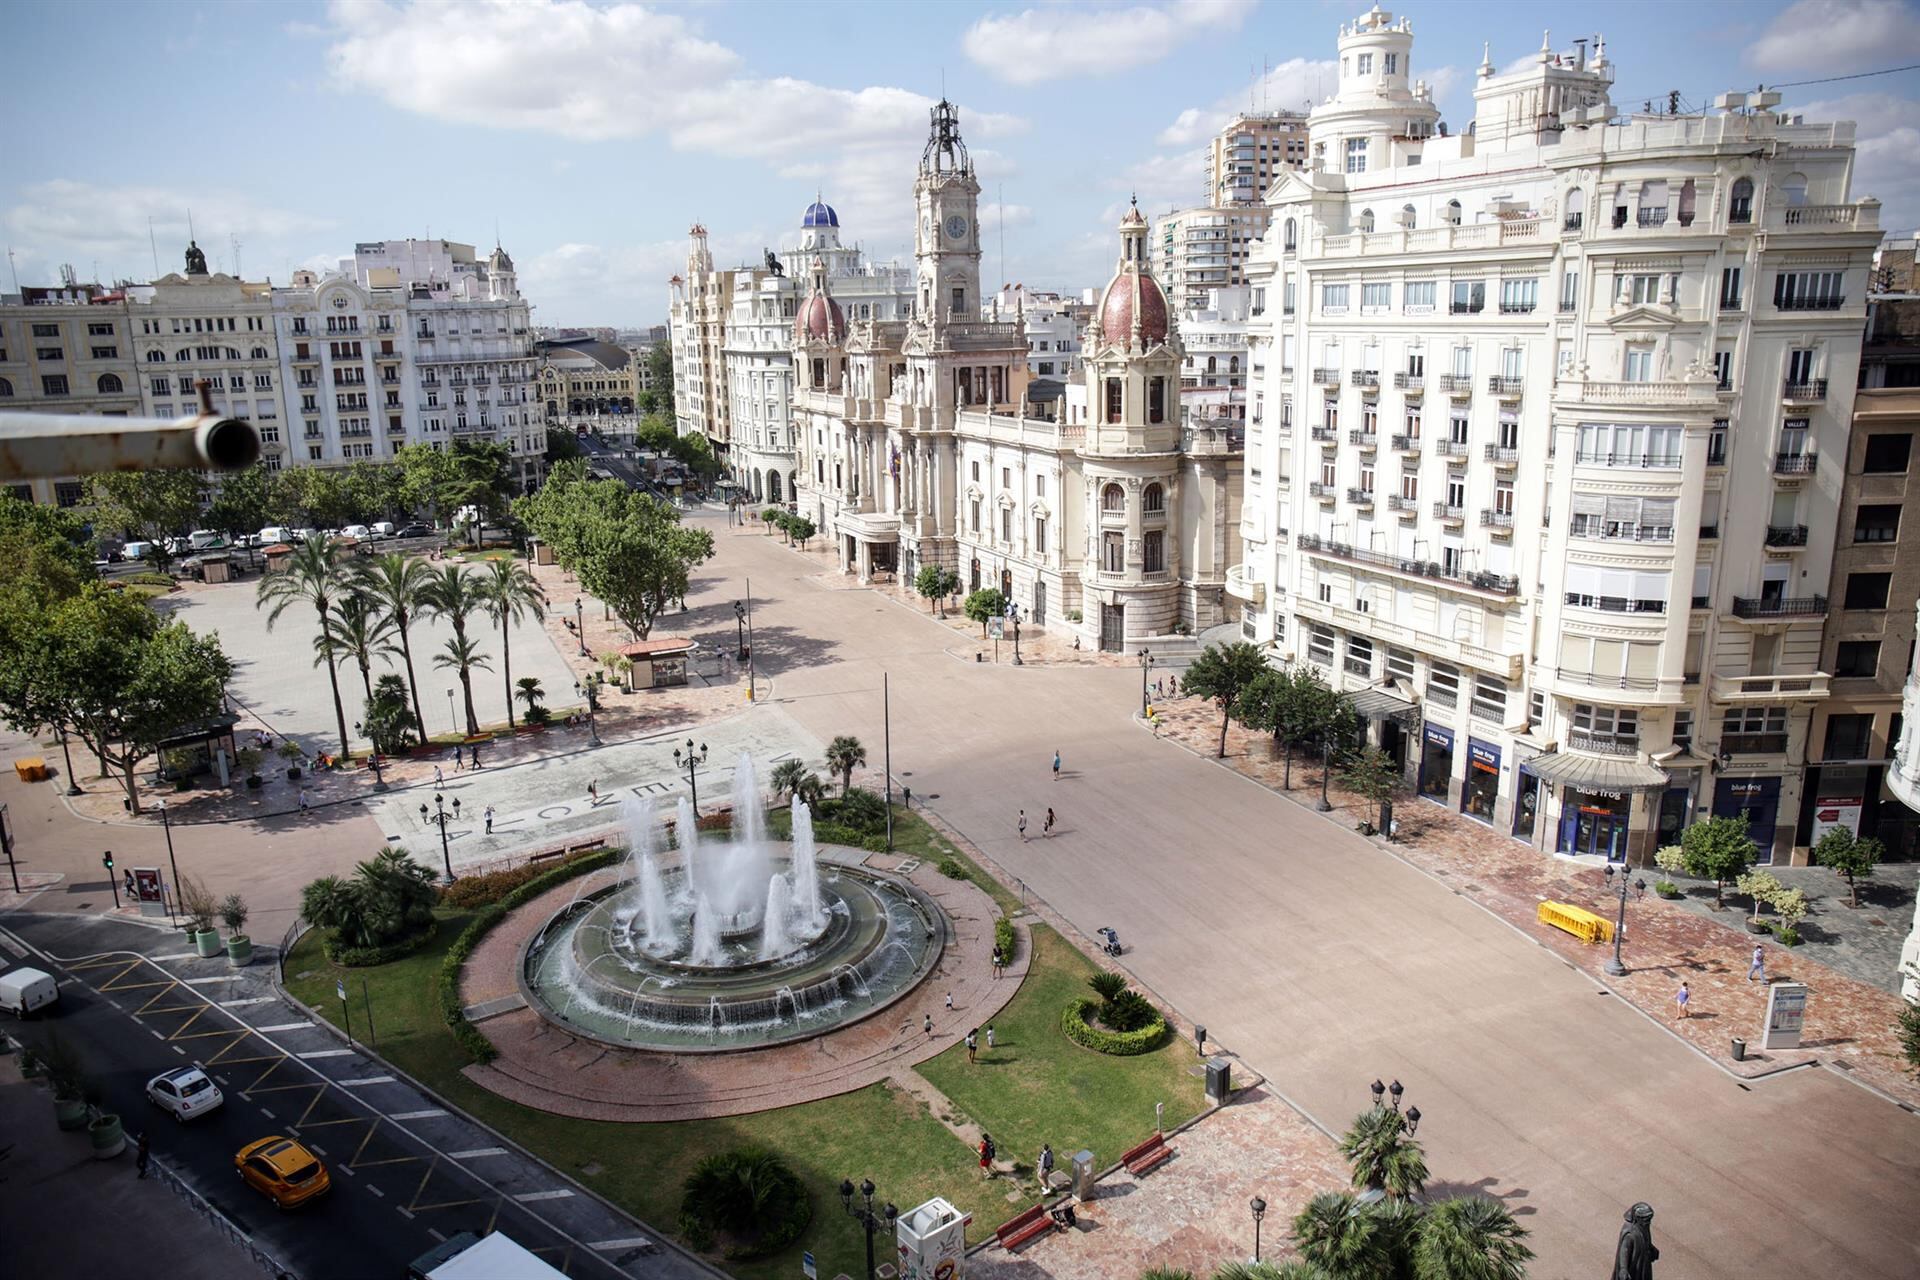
[963,0,1257,86]
[1798,91,1920,235]
[1156,56,1338,148]
[1747,0,1920,73]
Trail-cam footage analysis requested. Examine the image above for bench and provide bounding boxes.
[1121,1132,1175,1177]
[1537,900,1613,944]
[994,1204,1056,1252]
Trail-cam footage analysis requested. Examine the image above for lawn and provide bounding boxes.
[917,924,1207,1187]
[766,801,1025,917]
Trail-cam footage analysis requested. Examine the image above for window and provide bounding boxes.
[1844,572,1891,610]
[1528,689,1546,732]
[1570,495,1676,542]
[950,286,965,315]
[1105,378,1123,422]
[1346,635,1374,677]
[150,376,171,396]
[970,499,981,533]
[1573,704,1638,744]
[1823,713,1875,760]
[96,373,122,394]
[1499,279,1537,313]
[1624,349,1654,382]
[1451,280,1485,314]
[1564,187,1586,230]
[1345,138,1368,173]
[35,346,63,361]
[1834,642,1881,678]
[1774,270,1843,311]
[1283,218,1297,251]
[1033,518,1047,554]
[1404,281,1436,310]
[1864,433,1912,473]
[1855,504,1901,543]
[1144,530,1165,573]
[90,345,117,359]
[1427,662,1460,708]
[1143,482,1165,512]
[1356,53,1373,74]
[1322,283,1350,311]
[1471,674,1508,722]
[1000,506,1012,542]
[30,323,58,338]
[1307,624,1335,665]
[1359,209,1375,233]
[1443,199,1461,225]
[1399,469,1419,499]
[1449,413,1469,445]
[1102,483,1125,513]
[40,375,68,396]
[1102,531,1124,572]
[1362,282,1390,309]
[1148,376,1166,422]
[1559,270,1579,312]
[1729,177,1754,223]
[1385,52,1398,74]
[1722,706,1788,753]
[1720,267,1742,309]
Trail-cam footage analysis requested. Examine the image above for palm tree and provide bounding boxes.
[1292,1192,1393,1280]
[433,634,492,738]
[476,557,546,728]
[824,735,867,796]
[771,759,811,803]
[1339,1106,1430,1200]
[419,564,487,736]
[357,552,435,740]
[515,676,547,721]
[1410,1197,1532,1280]
[258,537,352,756]
[321,593,401,706]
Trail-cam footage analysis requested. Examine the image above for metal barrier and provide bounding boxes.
[277,917,308,985]
[1536,900,1613,944]
[149,1154,299,1280]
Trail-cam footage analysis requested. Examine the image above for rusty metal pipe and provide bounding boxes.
[0,411,261,482]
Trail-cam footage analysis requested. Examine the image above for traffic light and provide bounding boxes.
[102,850,114,872]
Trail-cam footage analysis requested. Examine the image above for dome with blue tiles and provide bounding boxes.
[801,200,840,229]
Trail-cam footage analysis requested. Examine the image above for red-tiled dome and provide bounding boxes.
[793,292,846,342]
[1098,270,1169,348]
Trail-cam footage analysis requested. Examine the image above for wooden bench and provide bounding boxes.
[1121,1132,1175,1177]
[994,1204,1056,1252]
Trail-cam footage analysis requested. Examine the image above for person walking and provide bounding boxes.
[135,1131,150,1179]
[979,1134,995,1176]
[965,1029,977,1063]
[1043,807,1055,838]
[452,749,463,774]
[1748,944,1766,983]
[433,764,444,786]
[924,1013,933,1039]
[991,947,1003,979]
[945,991,954,1011]
[470,744,481,770]
[1052,750,1061,782]
[1017,810,1028,842]
[587,779,599,805]
[297,787,309,812]
[1038,1143,1055,1185]
[1674,981,1691,1020]
[985,1025,995,1050]
[483,804,495,835]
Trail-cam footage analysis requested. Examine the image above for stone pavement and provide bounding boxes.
[968,1085,1353,1280]
[1150,694,1920,1111]
[458,849,1022,1120]
[1661,861,1918,993]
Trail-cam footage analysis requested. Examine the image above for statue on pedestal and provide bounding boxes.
[1611,1202,1659,1280]
[184,240,208,275]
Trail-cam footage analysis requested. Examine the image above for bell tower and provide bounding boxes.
[913,100,981,328]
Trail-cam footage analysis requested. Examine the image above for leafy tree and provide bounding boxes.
[1341,746,1404,836]
[515,676,549,726]
[1182,641,1271,758]
[1292,1192,1394,1280]
[273,465,352,528]
[646,345,675,418]
[419,564,488,735]
[635,415,678,457]
[394,444,456,526]
[544,426,584,465]
[85,470,205,569]
[522,482,713,641]
[300,847,438,949]
[344,461,406,524]
[1339,1105,1429,1199]
[963,588,1006,636]
[321,593,400,706]
[356,552,435,739]
[476,557,547,727]
[1735,868,1785,924]
[1679,813,1759,910]
[914,564,960,618]
[1234,664,1352,788]
[1812,827,1882,908]
[362,674,417,755]
[0,493,97,583]
[1088,971,1128,1003]
[202,462,275,544]
[770,759,812,802]
[257,538,353,757]
[787,515,816,549]
[0,497,99,764]
[824,735,867,796]
[1897,1004,1920,1073]
[443,440,517,541]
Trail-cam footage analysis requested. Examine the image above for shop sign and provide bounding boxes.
[1468,739,1501,771]
[1809,796,1863,844]
[1424,723,1454,749]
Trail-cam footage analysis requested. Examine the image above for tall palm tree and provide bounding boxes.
[476,557,546,728]
[433,634,492,738]
[824,735,867,796]
[1410,1197,1532,1280]
[357,552,435,740]
[419,564,487,736]
[320,593,401,706]
[257,537,351,756]
[770,759,812,803]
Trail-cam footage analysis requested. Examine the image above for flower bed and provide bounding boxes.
[1061,995,1170,1056]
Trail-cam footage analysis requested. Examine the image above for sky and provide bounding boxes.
[4,0,1918,329]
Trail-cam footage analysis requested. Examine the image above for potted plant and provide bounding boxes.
[1652,845,1685,898]
[18,1045,44,1080]
[235,746,264,790]
[42,1036,89,1131]
[221,893,252,967]
[1736,869,1785,934]
[180,876,222,958]
[278,740,305,780]
[88,1105,125,1159]
[1773,887,1809,946]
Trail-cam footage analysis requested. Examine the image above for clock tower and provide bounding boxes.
[913,99,981,329]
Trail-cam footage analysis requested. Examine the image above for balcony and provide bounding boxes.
[1347,487,1376,506]
[1311,425,1337,443]
[1773,452,1817,475]
[1434,438,1470,459]
[1564,379,1719,406]
[372,348,401,361]
[1391,433,1421,452]
[1350,370,1379,389]
[1349,429,1378,448]
[1781,380,1827,403]
[1308,482,1337,499]
[1764,524,1809,547]
[1438,374,1473,397]
[1782,203,1868,228]
[1573,450,1683,469]
[1433,502,1465,522]
[1563,213,1584,231]
[290,350,318,364]
[1225,563,1265,606]
[1711,672,1831,703]
[1488,376,1524,399]
[1484,444,1518,466]
[1387,494,1417,513]
[1567,729,1641,757]
[1480,509,1515,531]
[1312,367,1341,385]
[1776,295,1845,312]
[1730,595,1827,619]
[1394,373,1424,393]
[1699,524,1720,540]
[1637,208,1671,228]
[1295,532,1521,597]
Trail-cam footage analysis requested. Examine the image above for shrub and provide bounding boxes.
[1062,997,1170,1055]
[179,875,218,933]
[1654,879,1680,897]
[1103,989,1160,1032]
[1088,971,1128,1002]
[326,920,439,967]
[219,893,249,937]
[937,857,968,880]
[1653,844,1687,878]
[679,1147,813,1260]
[1775,925,1801,946]
[994,917,1017,964]
[440,849,605,908]
[1898,1004,1920,1072]
[861,835,889,854]
[823,787,887,834]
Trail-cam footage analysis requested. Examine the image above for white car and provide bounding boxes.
[147,1065,223,1121]
[341,524,371,541]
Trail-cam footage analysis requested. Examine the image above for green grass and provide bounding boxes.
[917,925,1206,1186]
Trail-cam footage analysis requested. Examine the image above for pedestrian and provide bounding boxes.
[985,1025,995,1050]
[298,788,309,812]
[1148,711,1161,737]
[979,1134,995,1176]
[965,1029,977,1063]
[945,991,954,1011]
[923,1013,933,1038]
[470,744,481,769]
[135,1131,150,1179]
[1018,810,1028,842]
[588,779,599,805]
[1748,944,1765,983]
[1052,749,1061,782]
[991,947,1002,978]
[1043,807,1055,838]
[1155,677,1164,697]
[1038,1143,1055,1184]
[1674,981,1690,1020]
[1169,674,1179,697]
[484,804,495,835]
[453,749,464,773]
[433,764,444,786]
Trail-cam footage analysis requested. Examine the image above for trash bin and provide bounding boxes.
[1205,1056,1232,1103]
[1071,1149,1096,1202]
[1731,1037,1747,1062]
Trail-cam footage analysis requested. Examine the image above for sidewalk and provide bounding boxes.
[1151,694,1920,1110]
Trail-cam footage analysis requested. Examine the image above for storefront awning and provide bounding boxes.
[1348,687,1419,726]
[1524,750,1671,795]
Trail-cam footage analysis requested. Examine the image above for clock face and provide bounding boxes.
[921,216,932,242]
[945,214,968,242]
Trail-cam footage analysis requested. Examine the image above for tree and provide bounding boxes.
[1410,1197,1532,1280]
[770,759,812,803]
[1182,641,1271,758]
[300,847,437,949]
[273,465,352,528]
[1341,746,1404,837]
[202,462,275,545]
[825,735,867,796]
[515,677,549,726]
[85,470,205,569]
[1679,813,1759,910]
[646,345,675,419]
[544,426,584,465]
[394,444,456,526]
[914,565,960,617]
[419,564,488,735]
[442,441,517,542]
[362,674,417,755]
[476,557,547,728]
[356,552,435,739]
[1339,1105,1429,1199]
[433,634,491,739]
[1292,1192,1394,1280]
[343,461,406,524]
[0,497,99,763]
[523,484,713,641]
[257,537,353,757]
[1812,827,1882,908]
[679,1147,810,1255]
[320,593,400,706]
[788,515,816,549]
[963,588,1006,636]
[1233,664,1351,788]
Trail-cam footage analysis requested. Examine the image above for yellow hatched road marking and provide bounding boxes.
[529,1244,574,1274]
[164,1005,216,1040]
[350,1121,423,1169]
[202,1032,265,1066]
[66,955,137,973]
[408,1157,488,1213]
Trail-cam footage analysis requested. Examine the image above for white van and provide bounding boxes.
[341,524,371,541]
[256,526,295,546]
[121,540,156,562]
[369,521,396,539]
[188,530,227,551]
[0,967,58,1017]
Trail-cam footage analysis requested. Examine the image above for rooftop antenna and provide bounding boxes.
[7,247,19,294]
[230,233,243,280]
[148,217,161,277]
[998,182,1005,303]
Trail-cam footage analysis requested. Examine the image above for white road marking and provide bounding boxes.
[389,1110,447,1121]
[260,1108,275,1119]
[184,975,241,984]
[590,1238,653,1251]
[254,1021,313,1032]
[172,1045,185,1055]
[149,1028,165,1040]
[340,1076,395,1088]
[297,1049,353,1059]
[0,928,49,961]
[149,952,199,962]
[427,1227,446,1242]
[365,1182,384,1196]
[219,997,276,1009]
[398,1207,416,1220]
[513,1190,574,1202]
[0,940,15,959]
[448,1148,508,1160]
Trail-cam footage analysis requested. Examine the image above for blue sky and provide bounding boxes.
[5,0,1917,327]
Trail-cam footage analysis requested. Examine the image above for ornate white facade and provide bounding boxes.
[1243,6,1882,865]
[723,267,800,503]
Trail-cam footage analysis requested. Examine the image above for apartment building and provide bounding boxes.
[990,285,1085,381]
[723,267,800,503]
[533,338,643,434]
[668,226,747,454]
[1241,6,1882,866]
[1181,285,1252,431]
[1208,109,1310,208]
[1153,205,1273,313]
[0,278,142,506]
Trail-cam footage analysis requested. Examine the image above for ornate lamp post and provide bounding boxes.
[1318,736,1335,812]
[573,675,603,747]
[1249,1195,1267,1262]
[353,722,387,791]
[1368,1077,1421,1133]
[674,739,709,815]
[733,600,748,660]
[1602,863,1648,977]
[156,800,183,926]
[58,724,82,796]
[839,1177,898,1280]
[1139,648,1155,716]
[420,792,460,883]
[1008,601,1023,666]
[574,595,587,656]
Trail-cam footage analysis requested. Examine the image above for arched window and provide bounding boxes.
[1781,172,1809,206]
[97,374,122,394]
[1143,483,1165,513]
[1359,209,1375,233]
[1443,199,1462,226]
[1401,203,1417,229]
[1207,355,1218,374]
[146,349,165,363]
[1564,187,1585,230]
[1677,179,1697,227]
[175,349,191,362]
[251,346,268,360]
[1101,483,1125,513]
[0,377,12,397]
[1229,355,1240,375]
[1283,218,1297,251]
[1729,177,1754,223]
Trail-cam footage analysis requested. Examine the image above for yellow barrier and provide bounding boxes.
[1536,900,1614,944]
[12,758,48,782]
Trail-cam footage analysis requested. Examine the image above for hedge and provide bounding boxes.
[440,848,605,908]
[994,916,1017,964]
[1061,996,1170,1056]
[438,848,623,1065]
[323,920,439,967]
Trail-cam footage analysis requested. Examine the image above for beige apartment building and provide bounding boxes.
[0,279,142,506]
[1208,109,1310,208]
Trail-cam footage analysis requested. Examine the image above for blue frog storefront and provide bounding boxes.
[1518,748,1672,863]
[1712,775,1783,865]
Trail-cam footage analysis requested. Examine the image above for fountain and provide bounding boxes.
[522,755,946,1052]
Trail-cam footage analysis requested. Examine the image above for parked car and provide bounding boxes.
[369,521,396,538]
[0,967,58,1017]
[235,1136,331,1209]
[147,1066,224,1121]
[341,524,371,541]
[393,523,433,539]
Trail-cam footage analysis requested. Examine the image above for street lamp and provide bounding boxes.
[673,739,709,815]
[734,600,749,660]
[573,675,602,747]
[1368,1077,1421,1134]
[1008,601,1023,666]
[353,722,387,791]
[838,1177,899,1280]
[419,792,460,883]
[58,724,82,796]
[1139,648,1155,716]
[1317,736,1335,812]
[574,595,587,656]
[1602,863,1648,977]
[156,800,183,926]
[1249,1195,1267,1262]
